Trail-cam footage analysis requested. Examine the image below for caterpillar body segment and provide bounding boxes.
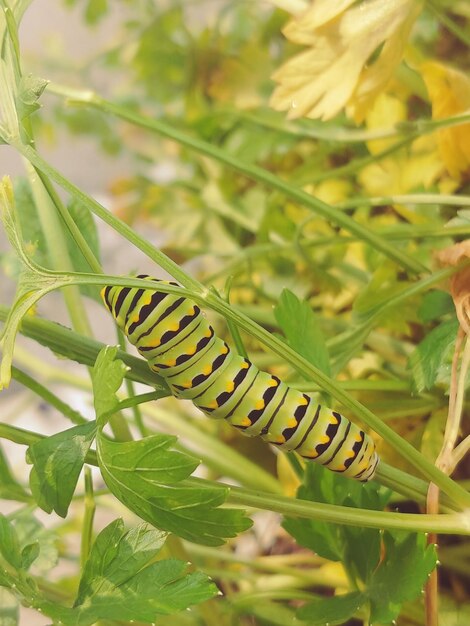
[102,276,379,481]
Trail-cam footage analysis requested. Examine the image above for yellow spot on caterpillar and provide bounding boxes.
[336,464,346,471]
[255,400,265,410]
[128,313,140,327]
[299,396,308,406]
[240,417,252,427]
[345,450,356,459]
[168,322,180,332]
[318,435,330,444]
[142,293,152,306]
[207,400,218,409]
[275,435,286,444]
[100,287,106,298]
[221,344,229,354]
[240,362,249,369]
[205,328,212,337]
[286,418,297,428]
[202,364,212,376]
[307,450,319,458]
[330,415,339,424]
[268,378,279,387]
[355,434,363,442]
[167,359,176,367]
[183,381,192,389]
[226,381,235,393]
[139,340,160,352]
[189,306,196,315]
[186,345,197,355]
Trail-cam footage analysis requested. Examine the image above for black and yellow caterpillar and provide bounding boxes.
[102,276,379,481]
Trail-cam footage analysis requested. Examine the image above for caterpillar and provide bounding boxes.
[101,276,379,481]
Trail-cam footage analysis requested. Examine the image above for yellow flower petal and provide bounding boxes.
[270,0,423,121]
[421,61,470,181]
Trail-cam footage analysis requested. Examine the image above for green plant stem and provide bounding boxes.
[336,194,470,210]
[238,109,470,142]
[80,466,95,571]
[42,88,428,275]
[224,483,470,536]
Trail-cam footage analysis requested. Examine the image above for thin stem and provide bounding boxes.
[336,194,470,210]
[80,466,95,571]
[442,333,470,467]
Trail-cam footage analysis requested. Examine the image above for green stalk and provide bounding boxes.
[337,194,470,210]
[41,88,428,275]
[225,484,470,536]
[80,466,95,570]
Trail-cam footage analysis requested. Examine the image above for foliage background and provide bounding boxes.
[1,1,470,625]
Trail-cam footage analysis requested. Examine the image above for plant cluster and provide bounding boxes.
[1,1,470,625]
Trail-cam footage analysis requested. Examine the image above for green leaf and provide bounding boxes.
[71,519,217,623]
[274,288,330,376]
[97,434,251,545]
[0,515,22,570]
[27,421,96,517]
[409,320,458,392]
[92,346,126,424]
[0,588,18,626]
[368,531,437,623]
[418,290,454,323]
[20,542,40,570]
[15,74,48,121]
[12,509,59,575]
[297,591,366,625]
[283,464,388,570]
